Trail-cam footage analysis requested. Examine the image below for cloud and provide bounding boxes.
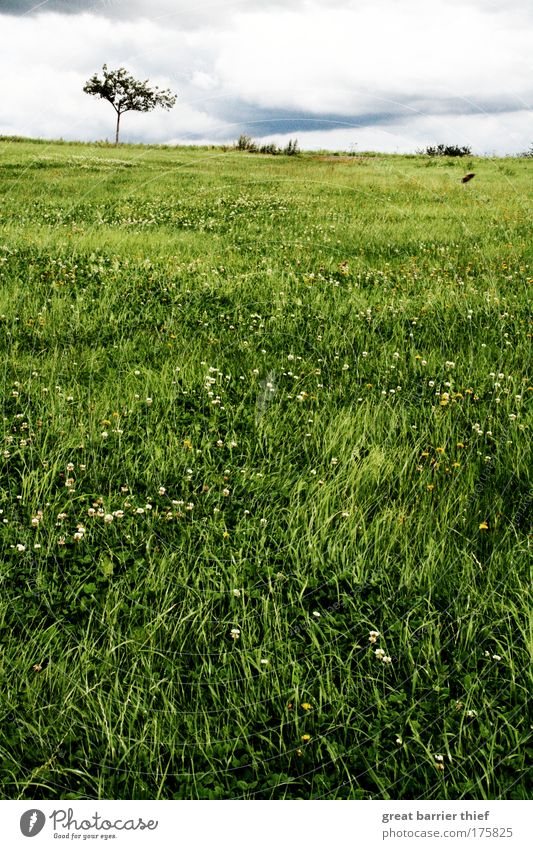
[0,1,531,153]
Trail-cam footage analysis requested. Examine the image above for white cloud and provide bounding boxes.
[0,1,531,153]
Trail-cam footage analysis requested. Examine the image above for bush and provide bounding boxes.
[283,138,300,156]
[236,134,257,152]
[422,144,472,157]
[235,135,301,157]
[258,143,280,155]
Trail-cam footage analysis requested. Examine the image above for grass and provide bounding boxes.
[0,137,531,800]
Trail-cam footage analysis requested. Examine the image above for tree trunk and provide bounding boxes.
[115,111,121,145]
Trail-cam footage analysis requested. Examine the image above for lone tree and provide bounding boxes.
[83,64,177,144]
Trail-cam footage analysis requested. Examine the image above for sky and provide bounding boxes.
[0,0,531,153]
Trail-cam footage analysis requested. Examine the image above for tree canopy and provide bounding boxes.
[83,65,177,144]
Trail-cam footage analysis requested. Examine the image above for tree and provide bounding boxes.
[83,64,177,145]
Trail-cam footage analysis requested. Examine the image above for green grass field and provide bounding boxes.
[0,138,531,800]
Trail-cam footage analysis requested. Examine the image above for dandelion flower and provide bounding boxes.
[479,521,489,530]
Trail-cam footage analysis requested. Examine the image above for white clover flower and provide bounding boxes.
[375,648,385,658]
[158,486,166,496]
[145,397,153,406]
[16,543,26,552]
[104,514,114,524]
[230,627,241,640]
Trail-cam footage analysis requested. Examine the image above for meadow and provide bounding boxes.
[0,138,531,800]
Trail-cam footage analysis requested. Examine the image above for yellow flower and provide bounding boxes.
[452,462,460,468]
[456,442,465,448]
[301,734,311,742]
[223,531,230,539]
[427,484,435,491]
[479,521,488,530]
[435,447,445,454]
[301,703,312,711]
[183,438,193,450]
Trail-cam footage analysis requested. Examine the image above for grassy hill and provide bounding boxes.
[0,138,531,799]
